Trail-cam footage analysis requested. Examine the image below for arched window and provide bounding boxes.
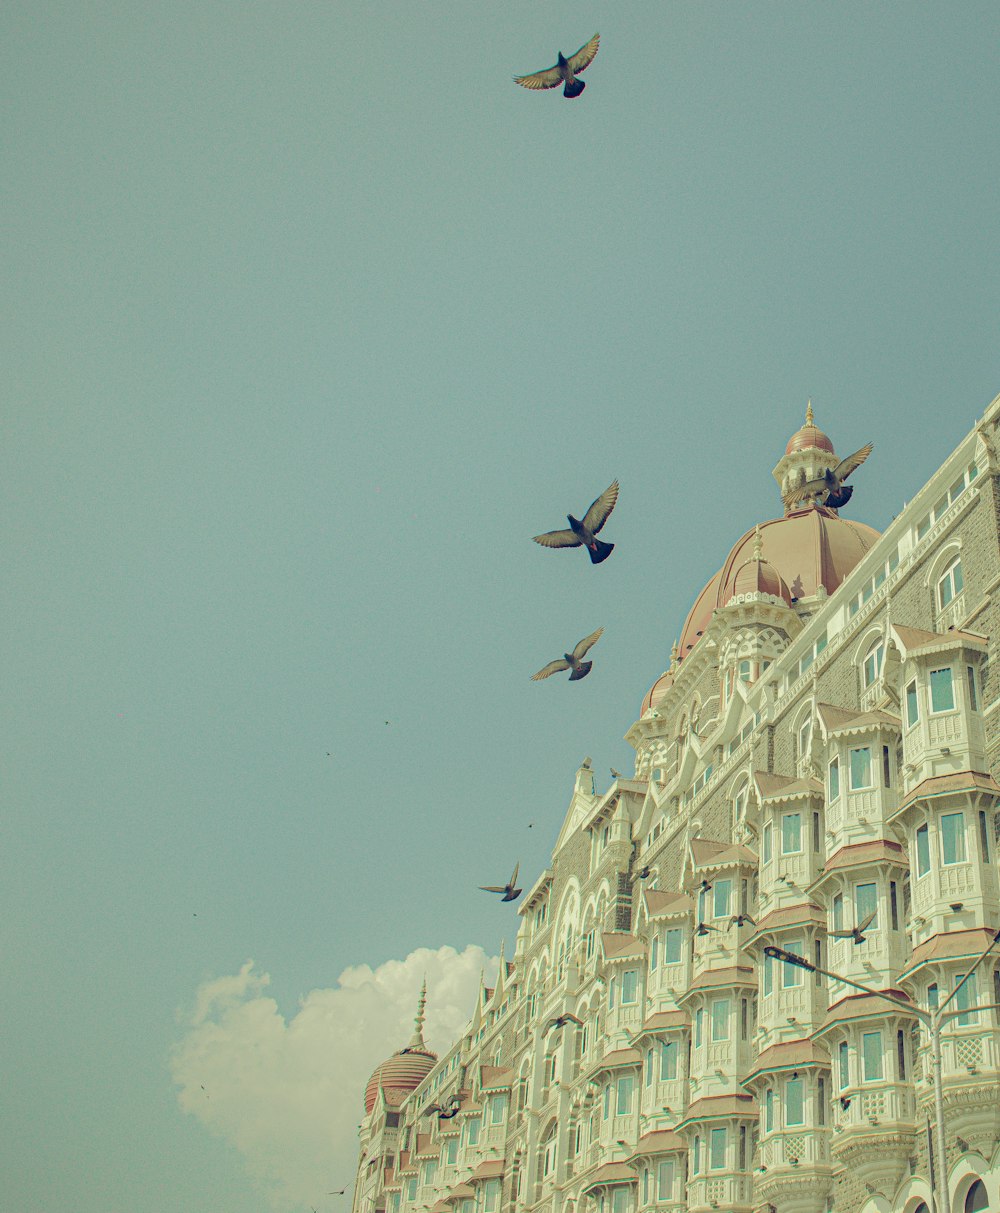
[732,778,749,826]
[798,714,812,763]
[965,1180,988,1213]
[863,637,884,687]
[938,557,964,609]
[738,659,752,683]
[539,1120,558,1179]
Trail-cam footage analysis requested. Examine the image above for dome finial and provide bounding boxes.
[805,399,814,426]
[408,977,428,1048]
[669,640,679,671]
[753,524,764,562]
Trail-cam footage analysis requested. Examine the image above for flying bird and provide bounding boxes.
[533,480,618,563]
[546,1012,584,1032]
[514,33,600,99]
[424,1094,462,1119]
[784,444,873,511]
[828,907,878,945]
[696,921,722,936]
[637,866,651,879]
[531,627,605,682]
[610,767,623,778]
[480,862,522,902]
[730,913,756,927]
[327,1188,351,1197]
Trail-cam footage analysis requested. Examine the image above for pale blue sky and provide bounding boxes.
[3,2,999,1211]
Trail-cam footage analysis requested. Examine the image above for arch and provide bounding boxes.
[964,1179,988,1213]
[951,1169,993,1213]
[923,537,963,592]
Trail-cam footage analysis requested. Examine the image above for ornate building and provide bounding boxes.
[353,397,1000,1213]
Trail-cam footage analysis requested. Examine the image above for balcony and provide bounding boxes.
[686,1174,753,1212]
[759,1129,831,1169]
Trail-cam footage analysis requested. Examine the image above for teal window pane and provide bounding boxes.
[664,929,682,964]
[782,939,804,987]
[839,1041,849,1088]
[781,813,801,854]
[930,668,954,712]
[710,1127,726,1169]
[916,824,930,876]
[711,998,730,1041]
[660,1041,677,1080]
[849,747,872,789]
[829,758,840,800]
[941,812,966,864]
[765,1088,774,1131]
[905,680,919,727]
[855,882,878,928]
[862,1031,883,1081]
[954,973,977,1026]
[616,1075,634,1115]
[621,969,638,1004]
[785,1077,804,1126]
[713,879,732,918]
[762,823,772,864]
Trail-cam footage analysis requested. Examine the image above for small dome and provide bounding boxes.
[641,670,673,715]
[363,981,438,1115]
[726,556,791,605]
[784,401,834,455]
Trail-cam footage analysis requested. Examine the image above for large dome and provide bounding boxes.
[675,508,879,659]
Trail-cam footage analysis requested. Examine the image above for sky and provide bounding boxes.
[2,2,999,1211]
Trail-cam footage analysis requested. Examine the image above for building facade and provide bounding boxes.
[353,397,1000,1213]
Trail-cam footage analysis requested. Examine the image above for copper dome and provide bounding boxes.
[364,1048,437,1115]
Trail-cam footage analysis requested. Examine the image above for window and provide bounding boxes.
[664,928,682,964]
[621,970,638,1005]
[979,811,991,862]
[930,668,955,713]
[855,883,878,929]
[483,1180,500,1213]
[863,639,884,687]
[782,813,802,854]
[711,998,730,1041]
[829,758,840,801]
[905,680,919,727]
[693,1136,701,1174]
[609,977,616,1009]
[445,1137,458,1165]
[785,1077,804,1126]
[896,1030,906,1080]
[657,1160,674,1200]
[941,812,967,865]
[890,881,898,930]
[616,1075,634,1115]
[713,879,732,918]
[954,974,977,1027]
[762,822,772,865]
[763,950,773,996]
[765,1088,774,1131]
[406,1179,418,1201]
[422,1161,437,1186]
[645,1049,654,1087]
[849,747,872,789]
[882,745,892,787]
[739,1124,747,1170]
[798,716,812,759]
[739,659,752,683]
[467,1116,481,1146]
[812,811,821,852]
[839,1041,849,1089]
[927,982,939,1010]
[603,1084,610,1119]
[862,1031,883,1081]
[650,935,659,970]
[782,940,804,987]
[833,893,844,932]
[660,1040,677,1080]
[489,1093,507,1123]
[741,997,749,1040]
[817,1076,826,1125]
[695,1008,704,1047]
[710,1127,727,1170]
[966,1180,989,1213]
[967,666,979,710]
[916,823,931,876]
[937,558,963,609]
[611,1187,631,1213]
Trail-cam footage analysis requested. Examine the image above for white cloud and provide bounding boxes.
[171,946,496,1213]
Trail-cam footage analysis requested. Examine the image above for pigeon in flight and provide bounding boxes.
[424,1094,462,1119]
[828,907,877,944]
[514,33,600,98]
[531,627,604,682]
[533,480,618,563]
[480,862,522,902]
[546,1012,584,1032]
[784,444,873,511]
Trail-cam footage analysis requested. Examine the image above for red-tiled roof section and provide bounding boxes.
[741,1039,830,1084]
[478,1065,513,1091]
[754,771,823,801]
[682,965,756,994]
[469,1160,505,1182]
[583,1163,638,1192]
[748,902,826,939]
[904,927,998,971]
[414,1134,437,1158]
[820,840,908,873]
[602,932,646,960]
[679,1094,757,1126]
[816,704,901,734]
[690,837,757,869]
[891,624,988,656]
[900,770,1000,811]
[631,1130,686,1156]
[643,889,694,917]
[447,1184,476,1201]
[816,990,917,1032]
[584,1047,642,1080]
[640,1010,690,1032]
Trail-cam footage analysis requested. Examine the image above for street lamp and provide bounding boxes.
[763,928,1000,1213]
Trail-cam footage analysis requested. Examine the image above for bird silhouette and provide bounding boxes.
[533,481,619,563]
[424,1094,462,1119]
[610,767,623,779]
[829,907,878,944]
[514,33,600,98]
[546,1012,584,1032]
[531,627,604,682]
[638,866,651,879]
[784,444,873,511]
[730,913,756,927]
[696,921,722,936]
[480,862,522,902]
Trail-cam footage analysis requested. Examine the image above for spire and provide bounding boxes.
[669,640,679,671]
[752,524,764,562]
[805,399,815,427]
[407,978,427,1049]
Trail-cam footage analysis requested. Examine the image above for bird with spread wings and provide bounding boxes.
[513,33,600,98]
[533,481,619,564]
[784,444,873,511]
[531,627,604,682]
